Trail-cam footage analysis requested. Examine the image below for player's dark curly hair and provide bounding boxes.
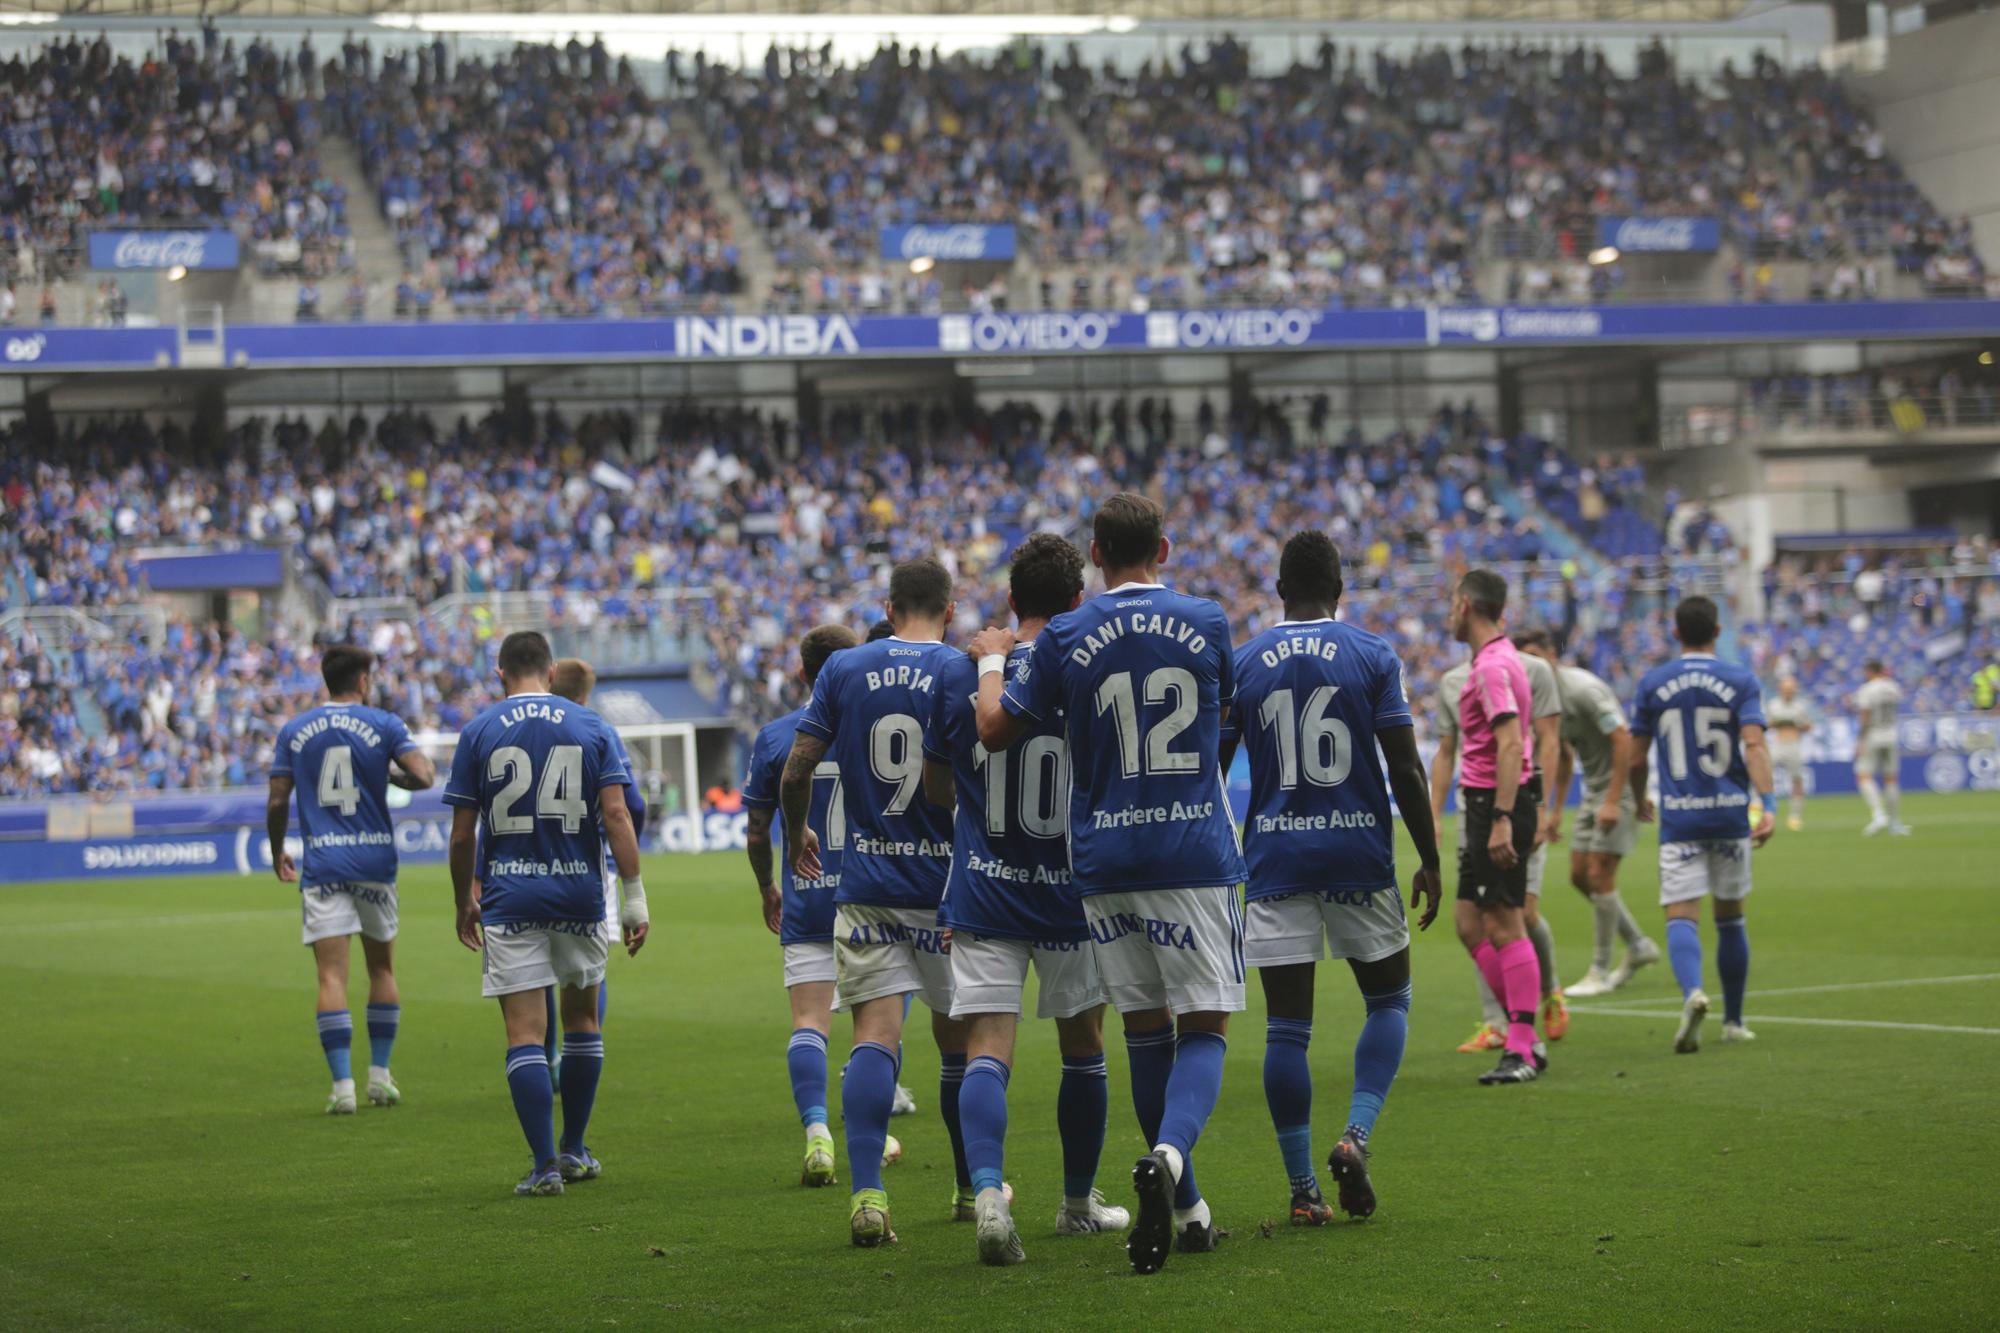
[799,624,859,686]
[1009,533,1085,623]
[865,619,897,644]
[1277,530,1343,607]
[888,556,954,621]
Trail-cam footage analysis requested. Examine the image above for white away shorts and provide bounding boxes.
[1770,742,1806,791]
[783,940,838,989]
[1083,886,1246,1017]
[1659,839,1754,906]
[1855,740,1898,780]
[1243,887,1409,968]
[833,905,954,1013]
[480,921,610,997]
[300,881,397,946]
[950,933,1104,1020]
[1570,785,1640,858]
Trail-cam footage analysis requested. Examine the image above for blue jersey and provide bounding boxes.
[271,703,417,887]
[473,716,642,911]
[443,692,631,926]
[1002,582,1246,896]
[1629,652,1767,843]
[926,644,1083,943]
[797,637,956,911]
[1226,619,1412,901]
[742,707,843,944]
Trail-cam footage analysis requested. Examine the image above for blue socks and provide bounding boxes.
[505,1045,557,1166]
[316,1010,352,1082]
[1058,1054,1109,1201]
[1263,1017,1316,1193]
[1668,917,1704,997]
[1160,1032,1227,1169]
[1350,984,1411,1145]
[939,1051,972,1191]
[1716,917,1750,1025]
[959,1055,1010,1195]
[787,1029,830,1130]
[1126,1023,1199,1208]
[365,1003,398,1072]
[843,1040,897,1194]
[558,1032,603,1156]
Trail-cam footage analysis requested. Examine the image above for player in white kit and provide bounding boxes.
[1763,677,1813,832]
[1852,662,1909,836]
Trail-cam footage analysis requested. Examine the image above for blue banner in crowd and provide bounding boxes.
[879,223,1016,262]
[87,229,241,271]
[1596,216,1721,253]
[132,547,285,591]
[6,300,2000,374]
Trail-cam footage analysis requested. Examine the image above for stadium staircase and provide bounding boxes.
[678,112,778,312]
[318,138,406,319]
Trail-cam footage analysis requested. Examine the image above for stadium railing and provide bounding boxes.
[1663,396,2000,449]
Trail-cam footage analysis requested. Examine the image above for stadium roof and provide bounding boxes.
[10,0,1750,22]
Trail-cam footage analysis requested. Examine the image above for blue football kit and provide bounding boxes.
[1226,618,1412,899]
[270,702,418,887]
[1000,583,1246,894]
[1630,652,1767,843]
[796,637,957,911]
[743,706,844,944]
[926,644,1083,942]
[443,692,631,926]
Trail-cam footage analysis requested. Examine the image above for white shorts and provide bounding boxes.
[1083,886,1246,1017]
[833,904,954,1013]
[1856,740,1898,780]
[300,881,397,946]
[950,933,1104,1020]
[784,940,837,988]
[480,922,611,997]
[1526,841,1548,897]
[1770,744,1806,791]
[1571,785,1640,858]
[1243,888,1409,967]
[1659,839,1754,906]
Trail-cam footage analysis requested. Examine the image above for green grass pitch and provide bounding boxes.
[3,792,1996,1329]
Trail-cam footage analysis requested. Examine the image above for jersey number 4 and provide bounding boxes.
[488,744,588,835]
[315,745,360,816]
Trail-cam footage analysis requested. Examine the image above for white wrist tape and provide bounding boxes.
[620,877,649,929]
[977,653,1007,678]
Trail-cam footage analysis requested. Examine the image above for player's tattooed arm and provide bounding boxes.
[780,733,829,881]
[266,774,296,883]
[970,626,1027,751]
[390,748,436,791]
[745,806,783,934]
[1378,726,1442,929]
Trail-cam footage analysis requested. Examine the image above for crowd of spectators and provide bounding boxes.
[334,39,740,318]
[0,28,351,296]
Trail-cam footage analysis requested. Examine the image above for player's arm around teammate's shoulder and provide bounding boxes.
[970,624,1026,751]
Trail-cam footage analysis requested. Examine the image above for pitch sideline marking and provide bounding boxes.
[1580,971,2000,1008]
[1567,1006,2000,1037]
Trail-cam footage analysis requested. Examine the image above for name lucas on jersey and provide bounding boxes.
[1069,612,1208,666]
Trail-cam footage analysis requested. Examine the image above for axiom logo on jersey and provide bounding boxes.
[1145,308,1320,350]
[938,312,1117,354]
[673,315,859,358]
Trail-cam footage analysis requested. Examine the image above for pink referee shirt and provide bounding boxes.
[1459,634,1535,789]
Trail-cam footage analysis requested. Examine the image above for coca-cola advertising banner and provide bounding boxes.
[88,229,241,271]
[879,223,1016,263]
[1596,216,1721,253]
